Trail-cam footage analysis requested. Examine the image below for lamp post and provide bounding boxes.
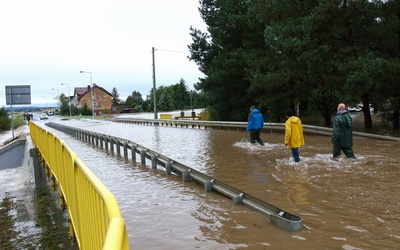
[61,83,72,116]
[152,47,157,119]
[52,88,59,109]
[80,71,95,118]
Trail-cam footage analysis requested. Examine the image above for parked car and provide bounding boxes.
[347,104,374,113]
[47,111,54,116]
[40,114,49,120]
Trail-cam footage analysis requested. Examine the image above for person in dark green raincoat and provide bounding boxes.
[332,103,356,158]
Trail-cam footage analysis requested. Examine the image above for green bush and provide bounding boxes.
[0,107,11,132]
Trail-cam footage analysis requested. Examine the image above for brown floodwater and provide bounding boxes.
[39,117,400,250]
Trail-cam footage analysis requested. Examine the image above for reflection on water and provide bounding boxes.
[41,119,400,249]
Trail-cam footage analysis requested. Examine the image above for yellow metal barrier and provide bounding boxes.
[29,122,130,250]
[160,114,172,120]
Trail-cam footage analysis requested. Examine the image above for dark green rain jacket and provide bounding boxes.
[332,110,353,147]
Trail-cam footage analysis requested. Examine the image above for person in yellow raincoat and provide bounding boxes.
[285,108,305,162]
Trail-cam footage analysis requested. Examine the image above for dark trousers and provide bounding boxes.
[333,145,356,158]
[250,130,264,145]
[291,148,300,162]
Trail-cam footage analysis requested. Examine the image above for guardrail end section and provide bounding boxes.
[269,212,303,231]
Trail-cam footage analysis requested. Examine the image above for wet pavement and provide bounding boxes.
[0,125,42,246]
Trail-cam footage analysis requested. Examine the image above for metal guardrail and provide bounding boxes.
[112,117,400,141]
[46,122,303,231]
[29,122,130,249]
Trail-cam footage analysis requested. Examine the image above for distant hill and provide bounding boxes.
[2,105,56,112]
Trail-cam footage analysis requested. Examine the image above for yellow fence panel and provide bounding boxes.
[29,122,129,250]
[159,114,172,120]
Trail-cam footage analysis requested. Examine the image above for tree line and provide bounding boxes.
[111,78,206,113]
[187,0,399,129]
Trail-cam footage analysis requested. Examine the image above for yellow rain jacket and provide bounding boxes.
[285,116,305,148]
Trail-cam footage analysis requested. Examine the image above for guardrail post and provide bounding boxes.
[165,161,172,175]
[151,154,157,169]
[233,193,244,205]
[99,136,104,148]
[105,137,109,150]
[91,133,95,145]
[110,138,114,152]
[116,140,121,155]
[131,145,136,161]
[140,150,146,164]
[182,170,191,182]
[204,181,212,192]
[123,142,128,157]
[95,134,99,147]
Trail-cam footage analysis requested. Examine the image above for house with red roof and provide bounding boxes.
[73,84,113,115]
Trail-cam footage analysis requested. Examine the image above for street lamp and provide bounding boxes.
[52,88,59,109]
[61,83,72,117]
[79,71,94,118]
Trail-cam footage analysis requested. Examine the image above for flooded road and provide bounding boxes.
[37,116,400,249]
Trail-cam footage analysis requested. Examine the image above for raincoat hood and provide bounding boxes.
[251,108,261,114]
[288,116,301,125]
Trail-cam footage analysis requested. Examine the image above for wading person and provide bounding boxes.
[246,105,264,145]
[332,103,356,158]
[285,108,305,163]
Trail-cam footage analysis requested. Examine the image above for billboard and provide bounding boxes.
[5,85,31,105]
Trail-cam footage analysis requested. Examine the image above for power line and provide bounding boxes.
[156,48,189,54]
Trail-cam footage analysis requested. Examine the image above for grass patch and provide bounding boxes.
[13,113,26,129]
[0,194,17,249]
[33,187,78,250]
[0,188,78,250]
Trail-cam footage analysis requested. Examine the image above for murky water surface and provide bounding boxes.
[35,116,400,249]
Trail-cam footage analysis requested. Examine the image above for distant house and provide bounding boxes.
[113,104,138,114]
[74,84,113,115]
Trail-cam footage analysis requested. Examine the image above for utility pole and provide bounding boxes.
[152,47,158,119]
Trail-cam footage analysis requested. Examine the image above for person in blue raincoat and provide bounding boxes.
[246,105,264,145]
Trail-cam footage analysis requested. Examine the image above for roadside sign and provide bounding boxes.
[5,85,31,105]
[5,85,31,139]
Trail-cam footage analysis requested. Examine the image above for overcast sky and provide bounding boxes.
[0,0,207,107]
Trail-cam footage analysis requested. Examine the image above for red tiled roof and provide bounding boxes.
[74,84,112,100]
[75,87,89,96]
